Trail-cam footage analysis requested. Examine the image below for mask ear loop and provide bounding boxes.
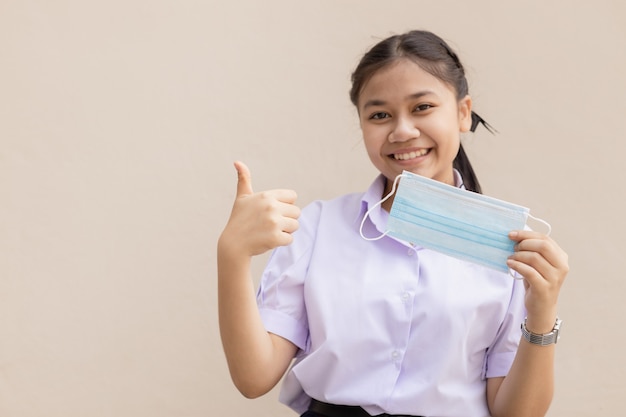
[527,213,552,236]
[359,173,404,241]
[509,213,552,280]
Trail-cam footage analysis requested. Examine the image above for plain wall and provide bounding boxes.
[1,1,625,416]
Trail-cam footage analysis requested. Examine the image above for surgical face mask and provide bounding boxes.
[360,171,550,276]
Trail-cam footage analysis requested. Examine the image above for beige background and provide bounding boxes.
[1,1,625,416]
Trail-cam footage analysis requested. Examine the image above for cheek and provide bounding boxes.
[363,138,381,160]
[428,117,462,143]
[438,131,461,154]
[361,127,384,150]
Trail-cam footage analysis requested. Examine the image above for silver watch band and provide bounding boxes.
[521,317,562,346]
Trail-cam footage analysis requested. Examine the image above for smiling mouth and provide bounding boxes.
[392,149,430,160]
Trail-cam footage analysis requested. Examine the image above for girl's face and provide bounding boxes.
[357,59,472,200]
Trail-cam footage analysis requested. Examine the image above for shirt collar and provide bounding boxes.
[356,174,386,223]
[453,169,466,190]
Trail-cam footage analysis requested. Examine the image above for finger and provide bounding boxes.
[514,238,566,270]
[276,231,295,247]
[258,188,298,205]
[508,229,547,243]
[280,217,300,234]
[508,250,553,281]
[506,257,559,290]
[234,161,253,197]
[271,189,299,205]
[278,201,301,220]
[506,257,545,285]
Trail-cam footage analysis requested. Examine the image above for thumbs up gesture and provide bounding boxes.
[219,161,301,258]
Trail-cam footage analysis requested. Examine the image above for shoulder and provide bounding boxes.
[300,192,364,226]
[300,175,383,221]
[287,192,365,250]
[262,191,365,282]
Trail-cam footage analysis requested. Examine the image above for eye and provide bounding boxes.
[414,103,433,112]
[369,112,389,120]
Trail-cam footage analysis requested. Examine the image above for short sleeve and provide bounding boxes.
[256,201,321,351]
[483,277,526,379]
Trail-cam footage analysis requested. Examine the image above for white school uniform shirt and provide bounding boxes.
[257,172,526,417]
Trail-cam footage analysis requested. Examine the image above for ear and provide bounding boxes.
[458,95,473,133]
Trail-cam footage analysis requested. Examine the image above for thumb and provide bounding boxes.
[234,161,253,197]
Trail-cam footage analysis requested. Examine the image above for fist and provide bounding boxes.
[220,161,301,257]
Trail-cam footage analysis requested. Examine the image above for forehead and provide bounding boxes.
[358,59,456,105]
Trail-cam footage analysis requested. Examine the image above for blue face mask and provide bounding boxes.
[360,171,551,275]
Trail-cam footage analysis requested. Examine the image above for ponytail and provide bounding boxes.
[454,144,481,194]
[455,111,497,194]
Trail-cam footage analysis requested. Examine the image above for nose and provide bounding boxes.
[388,116,420,142]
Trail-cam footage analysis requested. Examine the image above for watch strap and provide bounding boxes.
[521,317,562,346]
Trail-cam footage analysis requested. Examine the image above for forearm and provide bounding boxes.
[490,315,557,417]
[217,240,292,397]
[493,229,569,417]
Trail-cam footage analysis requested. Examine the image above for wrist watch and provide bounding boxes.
[521,317,562,346]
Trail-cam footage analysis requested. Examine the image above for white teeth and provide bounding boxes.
[393,149,428,160]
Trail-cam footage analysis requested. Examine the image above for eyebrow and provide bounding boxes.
[362,90,436,109]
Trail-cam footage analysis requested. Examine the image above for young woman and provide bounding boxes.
[218,30,568,417]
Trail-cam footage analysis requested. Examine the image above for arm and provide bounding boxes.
[487,230,568,417]
[217,161,300,398]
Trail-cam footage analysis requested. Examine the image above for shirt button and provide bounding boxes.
[401,292,411,302]
[407,248,414,256]
[391,350,402,361]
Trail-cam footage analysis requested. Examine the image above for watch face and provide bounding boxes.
[554,318,563,343]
